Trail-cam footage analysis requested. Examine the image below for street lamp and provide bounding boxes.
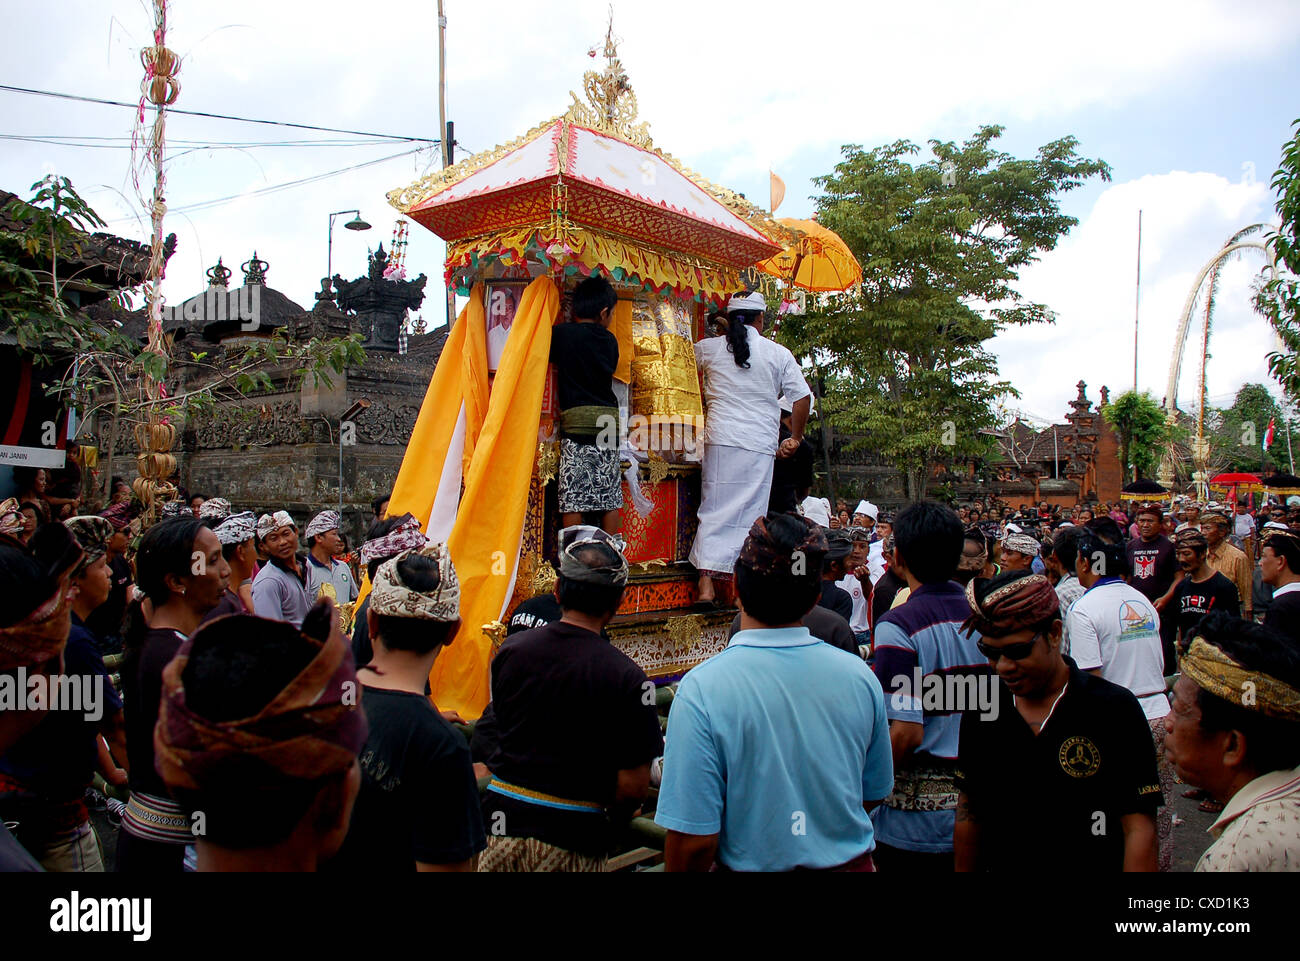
[327,210,372,292]
[338,398,371,514]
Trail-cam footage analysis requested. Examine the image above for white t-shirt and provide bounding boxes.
[1065,580,1170,720]
[1234,512,1256,539]
[836,573,869,633]
[866,541,886,586]
[694,326,811,455]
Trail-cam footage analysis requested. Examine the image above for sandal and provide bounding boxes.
[1198,798,1225,814]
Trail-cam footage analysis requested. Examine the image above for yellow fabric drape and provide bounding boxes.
[386,285,483,531]
[434,276,559,718]
[612,299,633,384]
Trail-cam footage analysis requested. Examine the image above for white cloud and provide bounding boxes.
[2,0,1298,360]
[1000,170,1283,423]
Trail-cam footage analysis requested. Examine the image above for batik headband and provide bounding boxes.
[359,514,427,566]
[256,510,295,540]
[198,497,231,522]
[369,543,460,622]
[63,515,114,575]
[305,510,341,539]
[962,572,1059,639]
[1181,637,1300,721]
[0,498,23,538]
[559,536,629,586]
[214,511,257,546]
[737,513,828,576]
[154,612,369,792]
[1002,533,1040,557]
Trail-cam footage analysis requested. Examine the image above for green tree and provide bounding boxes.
[779,126,1110,500]
[1257,118,1300,401]
[1205,383,1291,473]
[1102,390,1169,482]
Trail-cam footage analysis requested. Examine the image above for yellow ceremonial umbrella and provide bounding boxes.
[756,218,862,292]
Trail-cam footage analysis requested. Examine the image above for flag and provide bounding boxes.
[1263,417,1276,451]
[770,170,786,215]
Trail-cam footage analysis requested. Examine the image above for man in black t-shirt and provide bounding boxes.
[1127,503,1180,672]
[818,529,855,624]
[330,544,485,872]
[1172,529,1240,652]
[481,532,662,871]
[550,277,623,533]
[955,572,1161,872]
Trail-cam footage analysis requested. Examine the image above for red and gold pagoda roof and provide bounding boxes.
[388,38,786,299]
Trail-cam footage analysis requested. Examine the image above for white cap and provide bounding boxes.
[854,500,879,521]
[800,496,832,527]
[727,291,767,313]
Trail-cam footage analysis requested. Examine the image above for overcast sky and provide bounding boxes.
[3,0,1299,427]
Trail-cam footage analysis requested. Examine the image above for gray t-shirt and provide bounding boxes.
[306,555,358,604]
[251,559,312,628]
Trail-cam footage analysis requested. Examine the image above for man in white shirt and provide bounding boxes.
[1067,517,1174,869]
[1232,499,1257,553]
[691,292,811,604]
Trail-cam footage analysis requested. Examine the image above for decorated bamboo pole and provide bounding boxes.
[131,1,181,522]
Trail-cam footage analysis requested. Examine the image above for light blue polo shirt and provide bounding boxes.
[654,626,893,871]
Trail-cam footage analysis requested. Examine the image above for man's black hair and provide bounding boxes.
[734,512,824,625]
[1052,526,1081,570]
[571,275,618,321]
[1191,612,1300,774]
[371,492,392,517]
[175,616,346,849]
[557,541,626,617]
[373,553,458,653]
[1078,516,1129,578]
[1263,532,1300,574]
[363,513,417,580]
[892,501,963,585]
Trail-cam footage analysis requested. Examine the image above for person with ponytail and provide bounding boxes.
[689,291,812,605]
[117,517,230,873]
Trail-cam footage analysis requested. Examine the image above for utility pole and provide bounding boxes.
[1133,209,1142,393]
[439,0,457,329]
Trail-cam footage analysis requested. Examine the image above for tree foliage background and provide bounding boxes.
[1100,390,1169,481]
[778,126,1110,500]
[1257,118,1300,402]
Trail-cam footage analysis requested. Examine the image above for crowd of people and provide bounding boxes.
[1,281,1297,873]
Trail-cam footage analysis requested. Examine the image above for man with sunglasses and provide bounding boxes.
[954,571,1161,872]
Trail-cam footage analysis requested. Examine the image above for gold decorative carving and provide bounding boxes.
[536,441,560,484]
[647,450,670,486]
[664,613,705,654]
[564,23,653,149]
[483,620,508,653]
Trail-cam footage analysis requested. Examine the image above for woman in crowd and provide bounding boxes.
[117,516,230,873]
[12,467,51,523]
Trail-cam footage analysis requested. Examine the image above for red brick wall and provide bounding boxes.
[1094,413,1125,503]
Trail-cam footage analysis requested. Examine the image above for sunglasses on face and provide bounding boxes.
[977,633,1043,662]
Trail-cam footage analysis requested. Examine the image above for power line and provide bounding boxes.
[0,134,394,150]
[104,146,425,222]
[0,83,440,144]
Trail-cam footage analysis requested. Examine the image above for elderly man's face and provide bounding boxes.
[1176,545,1203,572]
[1204,519,1227,547]
[1136,513,1161,540]
[1163,675,1232,797]
[875,521,892,541]
[853,515,875,534]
